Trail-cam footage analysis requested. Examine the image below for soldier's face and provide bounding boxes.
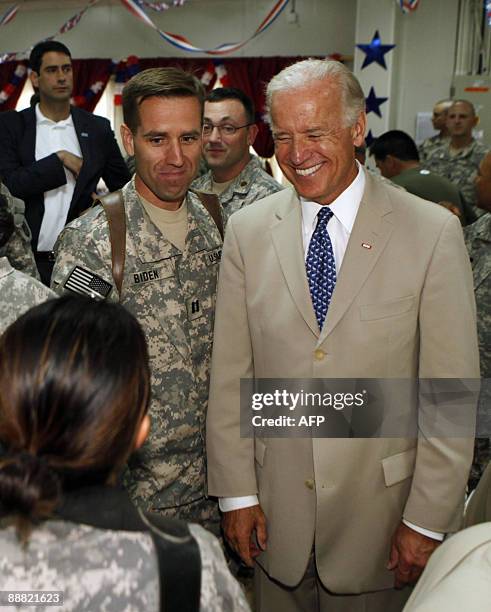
[446,102,478,139]
[432,104,448,131]
[271,80,366,205]
[121,96,202,210]
[202,99,257,176]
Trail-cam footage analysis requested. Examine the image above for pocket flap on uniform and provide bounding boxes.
[360,295,415,321]
[382,447,417,487]
[255,438,266,466]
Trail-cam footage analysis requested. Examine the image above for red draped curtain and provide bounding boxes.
[0,56,310,155]
[71,59,114,111]
[0,61,28,111]
[222,57,304,158]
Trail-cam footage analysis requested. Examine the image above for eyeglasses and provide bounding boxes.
[202,122,254,136]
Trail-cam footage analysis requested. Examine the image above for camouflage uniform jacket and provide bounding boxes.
[0,257,55,334]
[51,181,222,511]
[465,214,491,380]
[422,139,490,210]
[0,182,39,279]
[192,155,283,221]
[0,487,250,612]
[418,134,448,163]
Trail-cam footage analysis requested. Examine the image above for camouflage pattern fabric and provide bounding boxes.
[0,521,250,611]
[51,180,222,524]
[0,257,56,334]
[192,155,283,221]
[465,214,491,488]
[418,134,448,163]
[0,183,39,279]
[422,139,490,211]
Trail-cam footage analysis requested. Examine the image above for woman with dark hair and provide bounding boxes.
[0,295,249,612]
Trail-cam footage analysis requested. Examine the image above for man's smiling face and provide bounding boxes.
[271,79,365,205]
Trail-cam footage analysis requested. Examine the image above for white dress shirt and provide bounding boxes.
[35,104,82,251]
[219,164,443,541]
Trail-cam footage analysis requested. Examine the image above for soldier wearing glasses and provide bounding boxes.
[192,88,283,219]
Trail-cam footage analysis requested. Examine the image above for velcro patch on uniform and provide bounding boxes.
[132,267,162,285]
[205,247,222,266]
[64,266,112,299]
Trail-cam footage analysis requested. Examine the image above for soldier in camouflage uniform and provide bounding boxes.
[192,87,283,220]
[0,518,250,612]
[418,98,452,163]
[0,190,55,334]
[51,68,222,530]
[0,182,39,278]
[0,296,249,612]
[465,154,491,488]
[422,100,489,213]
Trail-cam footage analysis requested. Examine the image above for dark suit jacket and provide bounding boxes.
[0,106,130,249]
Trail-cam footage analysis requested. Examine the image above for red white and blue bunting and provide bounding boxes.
[120,0,290,55]
[0,4,18,27]
[396,0,420,14]
[0,0,99,64]
[0,62,26,105]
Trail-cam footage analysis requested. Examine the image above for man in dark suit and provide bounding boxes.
[0,41,129,284]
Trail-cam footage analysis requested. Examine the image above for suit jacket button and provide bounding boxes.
[314,349,325,360]
[305,479,315,490]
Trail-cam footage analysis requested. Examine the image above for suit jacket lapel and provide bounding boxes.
[271,190,319,337]
[22,108,37,164]
[70,107,91,207]
[319,172,394,345]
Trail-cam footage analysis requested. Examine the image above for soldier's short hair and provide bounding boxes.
[0,295,150,540]
[123,67,205,133]
[206,87,256,124]
[370,130,420,163]
[29,41,71,74]
[265,58,365,128]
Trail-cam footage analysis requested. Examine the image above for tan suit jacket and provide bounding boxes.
[402,523,491,611]
[206,171,479,593]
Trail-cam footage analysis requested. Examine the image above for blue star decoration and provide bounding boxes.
[365,130,376,148]
[365,87,388,117]
[356,30,396,70]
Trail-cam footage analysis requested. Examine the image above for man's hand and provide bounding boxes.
[57,150,83,178]
[387,522,441,588]
[222,504,267,567]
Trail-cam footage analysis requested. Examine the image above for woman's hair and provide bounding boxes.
[0,295,151,540]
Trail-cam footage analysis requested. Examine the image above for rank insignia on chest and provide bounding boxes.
[205,247,222,266]
[64,266,112,299]
[186,296,203,321]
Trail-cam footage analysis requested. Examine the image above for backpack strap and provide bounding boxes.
[97,191,126,299]
[57,486,202,612]
[189,189,224,240]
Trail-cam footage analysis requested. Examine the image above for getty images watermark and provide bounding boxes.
[239,378,488,438]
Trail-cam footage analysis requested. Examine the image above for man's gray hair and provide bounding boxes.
[265,59,365,128]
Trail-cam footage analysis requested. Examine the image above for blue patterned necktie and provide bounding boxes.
[306,207,337,330]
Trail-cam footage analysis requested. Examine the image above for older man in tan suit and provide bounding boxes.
[206,59,479,612]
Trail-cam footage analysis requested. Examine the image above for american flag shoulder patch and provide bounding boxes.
[64,266,113,299]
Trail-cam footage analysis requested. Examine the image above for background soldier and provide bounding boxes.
[423,99,489,214]
[51,68,222,532]
[192,87,283,220]
[0,190,55,334]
